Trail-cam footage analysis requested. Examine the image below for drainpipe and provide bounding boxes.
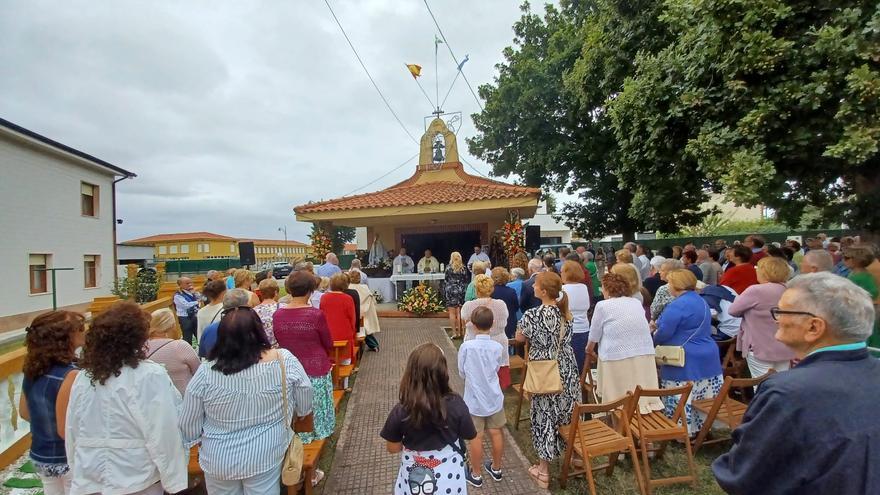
[112,174,134,282]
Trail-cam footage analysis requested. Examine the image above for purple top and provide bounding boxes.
[728,282,795,362]
[273,306,333,377]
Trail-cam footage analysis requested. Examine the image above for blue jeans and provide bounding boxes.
[571,331,589,376]
[204,464,281,495]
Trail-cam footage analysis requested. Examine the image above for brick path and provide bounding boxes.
[323,318,547,495]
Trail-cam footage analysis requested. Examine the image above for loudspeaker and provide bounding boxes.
[525,225,541,252]
[238,241,256,266]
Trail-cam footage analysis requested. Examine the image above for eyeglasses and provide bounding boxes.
[770,307,817,321]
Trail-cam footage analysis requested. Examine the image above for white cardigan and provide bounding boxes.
[65,361,188,495]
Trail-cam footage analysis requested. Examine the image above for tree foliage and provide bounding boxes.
[473,0,880,238]
[610,0,880,234]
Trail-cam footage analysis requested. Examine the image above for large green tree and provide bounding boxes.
[469,1,652,240]
[610,0,880,236]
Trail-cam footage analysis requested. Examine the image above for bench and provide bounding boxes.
[331,340,355,390]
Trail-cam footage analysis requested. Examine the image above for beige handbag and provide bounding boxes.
[278,354,305,486]
[523,316,566,395]
[654,301,708,367]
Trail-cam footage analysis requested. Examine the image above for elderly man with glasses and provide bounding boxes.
[713,272,880,494]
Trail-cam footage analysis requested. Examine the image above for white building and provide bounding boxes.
[0,118,135,333]
[526,201,581,245]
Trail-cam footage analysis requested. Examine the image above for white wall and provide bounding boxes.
[0,133,118,318]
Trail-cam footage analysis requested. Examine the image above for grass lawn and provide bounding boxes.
[446,329,728,495]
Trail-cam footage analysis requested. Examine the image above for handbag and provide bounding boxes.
[523,313,566,395]
[655,300,708,367]
[277,353,305,486]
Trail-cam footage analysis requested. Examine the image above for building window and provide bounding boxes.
[181,245,189,254]
[202,243,209,253]
[158,245,167,255]
[84,255,99,288]
[170,245,178,254]
[81,182,98,217]
[230,243,235,253]
[29,254,50,294]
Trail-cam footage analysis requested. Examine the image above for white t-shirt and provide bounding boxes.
[196,303,223,340]
[562,283,591,334]
[588,296,655,361]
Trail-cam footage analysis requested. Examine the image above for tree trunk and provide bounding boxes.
[854,167,880,244]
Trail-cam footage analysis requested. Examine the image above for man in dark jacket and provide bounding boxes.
[712,272,880,494]
[519,259,543,313]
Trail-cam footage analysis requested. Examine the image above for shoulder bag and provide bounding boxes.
[277,352,305,486]
[654,300,708,367]
[523,311,566,395]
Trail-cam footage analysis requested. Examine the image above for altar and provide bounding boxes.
[368,273,446,302]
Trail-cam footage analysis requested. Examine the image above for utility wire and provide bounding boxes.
[422,0,484,111]
[460,156,489,178]
[341,153,420,197]
[325,0,419,145]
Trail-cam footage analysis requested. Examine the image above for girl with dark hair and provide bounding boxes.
[180,306,314,492]
[515,271,579,489]
[380,343,476,495]
[273,271,336,485]
[19,311,84,494]
[66,301,187,495]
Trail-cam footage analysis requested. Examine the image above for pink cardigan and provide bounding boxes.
[728,282,796,362]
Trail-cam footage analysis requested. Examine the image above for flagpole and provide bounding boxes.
[434,36,440,114]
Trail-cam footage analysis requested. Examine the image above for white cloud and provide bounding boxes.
[0,0,526,242]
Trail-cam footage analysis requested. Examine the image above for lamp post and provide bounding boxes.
[278,226,287,262]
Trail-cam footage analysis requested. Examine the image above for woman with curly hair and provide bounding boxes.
[66,301,188,495]
[19,311,84,494]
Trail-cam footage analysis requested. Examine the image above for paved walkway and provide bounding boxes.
[323,318,546,495]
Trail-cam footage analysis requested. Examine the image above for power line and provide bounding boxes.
[422,0,484,111]
[460,156,489,178]
[324,0,419,144]
[341,153,419,197]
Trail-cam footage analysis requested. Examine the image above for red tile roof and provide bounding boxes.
[124,232,235,245]
[295,162,540,214]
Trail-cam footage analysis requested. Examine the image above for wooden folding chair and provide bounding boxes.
[510,342,530,429]
[579,352,599,404]
[331,340,354,390]
[625,384,697,495]
[691,370,775,452]
[559,394,646,495]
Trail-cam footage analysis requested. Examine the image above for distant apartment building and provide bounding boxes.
[124,232,311,265]
[0,118,135,331]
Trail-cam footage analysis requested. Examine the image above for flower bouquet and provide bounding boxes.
[398,283,446,316]
[502,210,525,260]
[309,227,333,261]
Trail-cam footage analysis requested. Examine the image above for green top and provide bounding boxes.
[585,261,601,297]
[464,281,476,302]
[849,271,879,299]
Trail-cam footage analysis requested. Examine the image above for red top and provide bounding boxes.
[750,250,768,265]
[719,263,759,295]
[272,306,333,377]
[320,292,356,361]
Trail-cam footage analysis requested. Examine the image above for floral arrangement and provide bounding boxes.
[373,290,384,304]
[309,226,333,261]
[398,283,445,316]
[501,210,525,260]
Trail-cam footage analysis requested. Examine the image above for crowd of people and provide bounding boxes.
[385,234,879,492]
[17,259,381,494]
[15,233,880,494]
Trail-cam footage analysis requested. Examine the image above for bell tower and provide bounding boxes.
[419,117,459,169]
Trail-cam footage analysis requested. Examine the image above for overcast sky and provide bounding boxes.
[0,1,540,243]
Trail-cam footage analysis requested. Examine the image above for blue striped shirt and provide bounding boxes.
[178,348,313,479]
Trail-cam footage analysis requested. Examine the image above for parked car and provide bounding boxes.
[271,262,292,279]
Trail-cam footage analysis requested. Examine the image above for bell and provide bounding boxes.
[432,144,444,163]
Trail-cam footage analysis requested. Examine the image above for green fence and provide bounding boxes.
[575,229,858,252]
[164,258,242,277]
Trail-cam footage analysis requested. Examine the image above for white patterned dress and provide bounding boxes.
[519,305,580,460]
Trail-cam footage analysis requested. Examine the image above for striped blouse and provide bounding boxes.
[178,348,313,479]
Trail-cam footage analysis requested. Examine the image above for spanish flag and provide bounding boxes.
[406,64,422,79]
